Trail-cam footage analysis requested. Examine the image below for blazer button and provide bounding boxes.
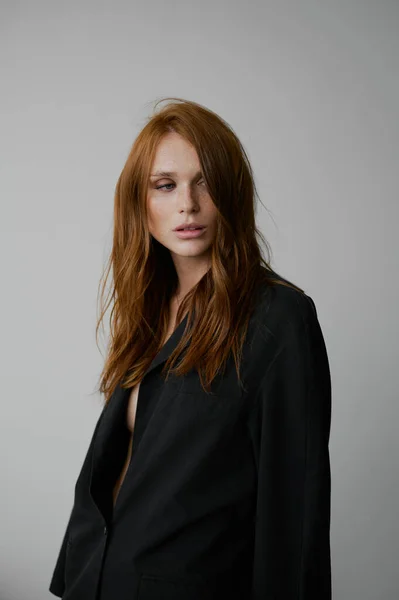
[104,526,108,535]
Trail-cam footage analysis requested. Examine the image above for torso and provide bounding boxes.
[112,304,180,507]
[111,383,140,507]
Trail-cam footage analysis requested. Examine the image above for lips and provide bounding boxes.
[174,227,207,239]
[176,226,204,231]
[174,221,205,231]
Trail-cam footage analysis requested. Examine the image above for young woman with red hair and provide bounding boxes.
[49,97,331,600]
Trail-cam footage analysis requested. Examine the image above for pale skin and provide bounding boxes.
[112,132,218,506]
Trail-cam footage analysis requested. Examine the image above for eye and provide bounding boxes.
[155,183,175,191]
[154,180,206,191]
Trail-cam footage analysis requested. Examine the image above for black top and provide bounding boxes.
[49,274,332,600]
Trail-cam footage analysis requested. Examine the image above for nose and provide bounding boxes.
[177,183,200,209]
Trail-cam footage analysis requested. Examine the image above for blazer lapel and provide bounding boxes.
[89,312,190,520]
[143,310,190,378]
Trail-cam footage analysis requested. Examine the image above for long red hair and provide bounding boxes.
[95,97,303,404]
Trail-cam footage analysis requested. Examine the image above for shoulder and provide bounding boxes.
[245,272,329,404]
[252,272,318,344]
[243,272,322,394]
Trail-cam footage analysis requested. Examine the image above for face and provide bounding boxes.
[147,132,218,277]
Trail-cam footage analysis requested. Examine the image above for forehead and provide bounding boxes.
[151,134,200,175]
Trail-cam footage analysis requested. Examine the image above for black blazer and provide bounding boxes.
[49,276,332,600]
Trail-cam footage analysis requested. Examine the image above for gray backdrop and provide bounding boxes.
[1,1,398,599]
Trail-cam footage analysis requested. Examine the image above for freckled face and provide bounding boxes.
[147,132,218,262]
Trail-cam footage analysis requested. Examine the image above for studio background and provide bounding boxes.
[1,1,398,599]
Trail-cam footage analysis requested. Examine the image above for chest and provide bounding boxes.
[126,381,140,432]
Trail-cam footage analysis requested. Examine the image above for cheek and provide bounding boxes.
[148,210,174,243]
[205,204,219,229]
[147,199,168,232]
[153,207,169,229]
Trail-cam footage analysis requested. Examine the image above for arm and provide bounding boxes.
[49,404,107,597]
[247,293,332,599]
[49,510,73,597]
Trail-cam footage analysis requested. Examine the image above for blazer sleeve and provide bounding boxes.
[49,405,107,598]
[246,293,332,599]
[49,508,73,597]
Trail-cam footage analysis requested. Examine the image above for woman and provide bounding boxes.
[49,97,332,600]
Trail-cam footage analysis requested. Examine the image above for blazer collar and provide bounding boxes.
[132,310,190,381]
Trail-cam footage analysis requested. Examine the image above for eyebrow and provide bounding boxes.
[150,170,203,178]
